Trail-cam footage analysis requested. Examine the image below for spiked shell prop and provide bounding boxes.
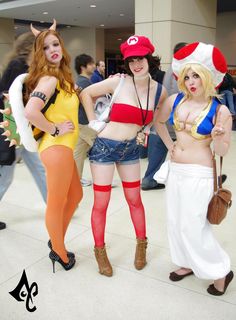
[8,74,38,152]
[0,95,20,147]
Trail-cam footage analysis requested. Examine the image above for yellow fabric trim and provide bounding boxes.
[173,97,213,140]
[173,96,186,131]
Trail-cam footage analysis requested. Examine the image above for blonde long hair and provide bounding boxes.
[177,63,221,100]
[25,29,75,100]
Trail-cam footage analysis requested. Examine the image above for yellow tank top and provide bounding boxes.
[38,81,79,153]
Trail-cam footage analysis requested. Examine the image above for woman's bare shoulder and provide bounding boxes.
[166,93,179,106]
[37,76,57,87]
[34,76,58,96]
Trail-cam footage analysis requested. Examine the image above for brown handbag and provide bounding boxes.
[207,154,232,224]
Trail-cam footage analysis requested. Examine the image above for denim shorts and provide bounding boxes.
[89,137,140,165]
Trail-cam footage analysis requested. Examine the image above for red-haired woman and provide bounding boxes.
[24,20,82,272]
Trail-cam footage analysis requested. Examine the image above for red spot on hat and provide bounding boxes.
[174,42,199,60]
[212,47,227,73]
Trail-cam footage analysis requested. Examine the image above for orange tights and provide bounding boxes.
[41,145,83,263]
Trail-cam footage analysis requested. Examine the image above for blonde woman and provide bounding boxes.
[155,42,233,295]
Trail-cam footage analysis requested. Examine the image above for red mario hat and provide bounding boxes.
[120,35,155,60]
[172,42,227,87]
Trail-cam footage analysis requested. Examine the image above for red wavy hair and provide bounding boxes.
[25,30,75,101]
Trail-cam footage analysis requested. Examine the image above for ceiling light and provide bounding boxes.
[43,11,48,14]
[40,21,44,23]
[66,25,71,28]
[90,5,96,8]
[100,24,105,27]
[120,13,125,16]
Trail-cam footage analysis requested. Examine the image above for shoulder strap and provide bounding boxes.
[169,92,185,124]
[213,104,223,188]
[41,88,60,114]
[173,92,185,109]
[109,74,125,107]
[31,88,59,131]
[154,83,162,109]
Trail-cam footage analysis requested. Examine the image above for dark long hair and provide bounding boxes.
[124,54,155,76]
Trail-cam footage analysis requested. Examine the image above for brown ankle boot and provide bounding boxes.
[94,246,113,277]
[134,238,148,270]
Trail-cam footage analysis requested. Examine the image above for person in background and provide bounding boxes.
[81,35,167,277]
[218,72,236,116]
[155,42,233,296]
[91,60,105,83]
[24,20,82,272]
[163,42,188,96]
[0,32,47,231]
[141,45,188,191]
[139,55,165,160]
[73,54,96,187]
[149,55,165,83]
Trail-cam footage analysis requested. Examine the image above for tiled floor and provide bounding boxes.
[0,133,236,319]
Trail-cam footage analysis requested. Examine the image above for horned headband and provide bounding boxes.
[30,18,57,37]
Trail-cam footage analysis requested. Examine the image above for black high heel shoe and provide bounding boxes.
[49,250,76,273]
[48,240,75,258]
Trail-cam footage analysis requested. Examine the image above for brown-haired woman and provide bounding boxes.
[80,35,167,277]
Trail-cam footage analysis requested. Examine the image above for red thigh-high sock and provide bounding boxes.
[41,146,75,263]
[91,184,112,248]
[122,180,146,239]
[63,161,83,238]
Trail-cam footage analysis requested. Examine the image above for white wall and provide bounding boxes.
[60,26,96,78]
[135,0,217,71]
[216,12,236,67]
[0,18,14,74]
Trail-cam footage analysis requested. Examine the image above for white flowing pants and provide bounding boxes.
[166,162,230,280]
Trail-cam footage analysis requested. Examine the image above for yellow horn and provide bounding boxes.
[30,23,41,37]
[49,19,57,31]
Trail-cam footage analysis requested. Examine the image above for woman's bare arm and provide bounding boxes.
[211,105,232,156]
[80,77,120,121]
[154,93,177,150]
[24,76,58,134]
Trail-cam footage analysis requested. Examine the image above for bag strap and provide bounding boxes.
[108,74,125,108]
[154,83,162,109]
[213,104,224,189]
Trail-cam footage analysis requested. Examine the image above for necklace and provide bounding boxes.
[132,76,150,145]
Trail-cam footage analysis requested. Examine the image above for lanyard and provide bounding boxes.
[132,76,150,128]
